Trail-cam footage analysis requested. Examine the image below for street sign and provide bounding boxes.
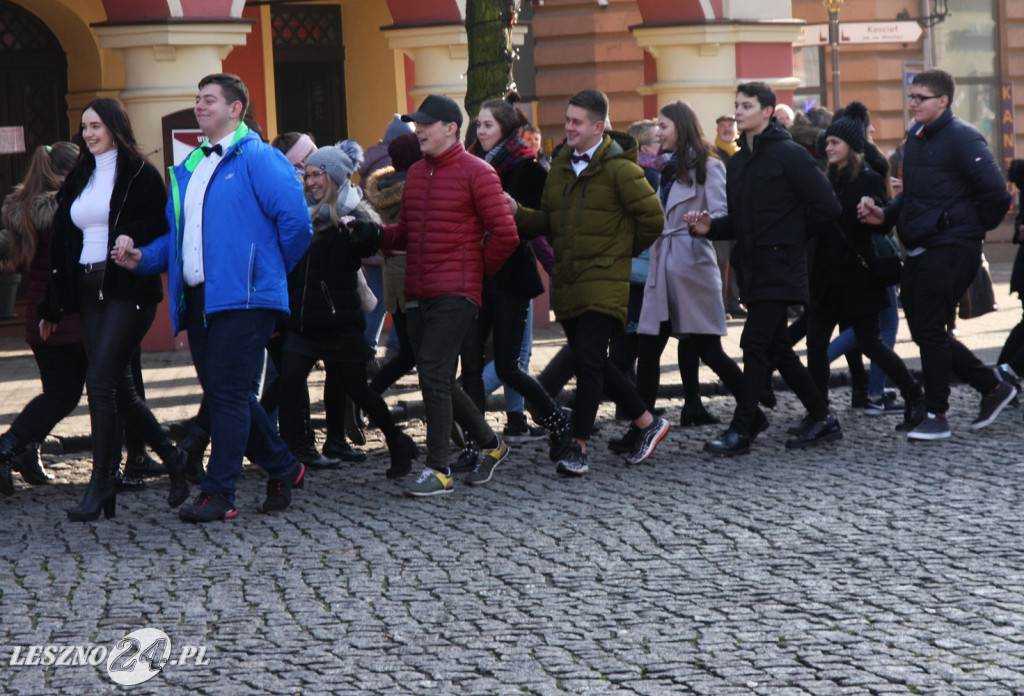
[795,21,924,47]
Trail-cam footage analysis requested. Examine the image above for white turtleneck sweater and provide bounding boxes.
[71,148,117,264]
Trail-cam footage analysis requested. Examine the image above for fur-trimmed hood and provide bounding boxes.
[1,188,59,239]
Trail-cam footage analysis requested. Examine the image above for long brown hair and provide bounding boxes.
[658,101,712,186]
[2,142,79,272]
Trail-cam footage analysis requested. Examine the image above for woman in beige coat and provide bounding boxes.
[634,101,765,433]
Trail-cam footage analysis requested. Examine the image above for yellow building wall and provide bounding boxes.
[340,0,404,153]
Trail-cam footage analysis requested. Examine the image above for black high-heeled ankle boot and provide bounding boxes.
[67,459,117,521]
[161,446,191,508]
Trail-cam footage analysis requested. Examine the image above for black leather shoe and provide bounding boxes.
[323,437,367,463]
[704,428,751,456]
[785,412,842,449]
[293,444,340,470]
[179,426,209,483]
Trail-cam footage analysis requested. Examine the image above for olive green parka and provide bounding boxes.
[514,130,663,329]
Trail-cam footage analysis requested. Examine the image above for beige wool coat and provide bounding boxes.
[637,157,728,337]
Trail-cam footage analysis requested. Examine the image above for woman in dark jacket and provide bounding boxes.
[0,142,82,494]
[456,95,571,472]
[803,103,924,432]
[40,99,190,520]
[280,145,418,479]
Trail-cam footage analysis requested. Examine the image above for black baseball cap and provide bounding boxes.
[401,94,463,129]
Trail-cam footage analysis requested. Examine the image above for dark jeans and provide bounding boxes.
[8,343,87,448]
[460,283,557,424]
[538,344,575,399]
[636,327,744,411]
[185,285,296,503]
[806,307,917,405]
[279,351,399,447]
[733,300,827,435]
[79,268,173,472]
[901,246,997,414]
[562,311,647,442]
[407,297,494,471]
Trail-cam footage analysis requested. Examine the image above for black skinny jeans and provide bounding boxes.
[733,300,827,435]
[278,351,399,449]
[901,246,997,414]
[370,311,416,396]
[636,327,745,412]
[78,268,175,472]
[806,306,917,406]
[562,311,648,442]
[7,343,87,449]
[460,283,558,424]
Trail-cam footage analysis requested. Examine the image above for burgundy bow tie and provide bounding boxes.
[571,152,590,164]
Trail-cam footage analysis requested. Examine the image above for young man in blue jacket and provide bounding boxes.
[113,73,313,521]
[858,69,1014,440]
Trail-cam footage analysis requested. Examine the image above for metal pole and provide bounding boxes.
[829,8,841,109]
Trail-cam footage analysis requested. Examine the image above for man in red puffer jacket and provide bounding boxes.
[350,94,519,497]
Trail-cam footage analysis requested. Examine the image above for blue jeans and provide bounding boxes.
[185,286,296,503]
[362,264,386,354]
[483,300,534,413]
[827,284,900,394]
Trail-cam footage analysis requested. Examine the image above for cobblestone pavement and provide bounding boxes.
[3,261,1024,694]
[4,384,1024,695]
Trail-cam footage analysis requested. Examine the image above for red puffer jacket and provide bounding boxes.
[381,141,519,306]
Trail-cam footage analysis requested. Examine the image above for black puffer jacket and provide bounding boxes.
[884,109,1010,252]
[710,119,841,305]
[41,151,166,321]
[287,199,381,333]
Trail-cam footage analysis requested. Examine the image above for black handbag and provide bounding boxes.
[959,259,997,320]
[835,225,903,288]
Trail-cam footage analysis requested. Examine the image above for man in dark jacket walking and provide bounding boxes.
[688,81,843,455]
[858,69,1014,440]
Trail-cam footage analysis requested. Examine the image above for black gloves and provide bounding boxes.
[346,218,384,255]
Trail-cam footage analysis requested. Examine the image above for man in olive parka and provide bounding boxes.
[512,89,668,477]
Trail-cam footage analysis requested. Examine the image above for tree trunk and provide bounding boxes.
[464,0,521,122]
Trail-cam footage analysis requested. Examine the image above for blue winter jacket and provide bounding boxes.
[137,124,312,335]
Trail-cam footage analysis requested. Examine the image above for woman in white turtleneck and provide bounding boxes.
[40,98,191,521]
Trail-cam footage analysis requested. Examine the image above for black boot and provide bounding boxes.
[385,432,419,479]
[679,396,720,426]
[179,424,209,483]
[0,432,22,495]
[124,448,165,479]
[541,407,573,462]
[13,442,53,485]
[160,446,191,508]
[67,459,117,521]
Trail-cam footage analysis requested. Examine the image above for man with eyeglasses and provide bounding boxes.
[858,68,1013,441]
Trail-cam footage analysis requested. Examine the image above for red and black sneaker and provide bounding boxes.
[262,462,305,513]
[178,491,238,523]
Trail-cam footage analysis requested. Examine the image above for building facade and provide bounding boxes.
[2,0,1021,348]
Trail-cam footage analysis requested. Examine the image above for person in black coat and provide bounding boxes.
[687,81,842,455]
[280,145,419,479]
[40,99,190,520]
[803,103,924,431]
[456,94,572,474]
[859,69,1014,440]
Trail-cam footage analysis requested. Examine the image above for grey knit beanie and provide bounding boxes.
[305,146,356,186]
